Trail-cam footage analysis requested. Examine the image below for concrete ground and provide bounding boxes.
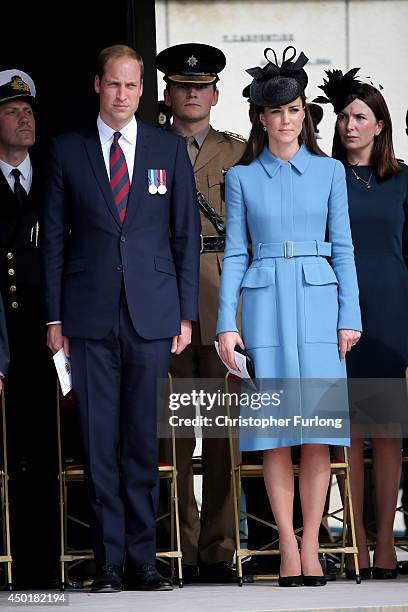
[1,577,408,612]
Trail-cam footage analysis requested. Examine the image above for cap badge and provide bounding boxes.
[10,75,30,94]
[187,55,198,68]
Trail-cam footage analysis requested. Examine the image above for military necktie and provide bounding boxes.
[185,136,199,166]
[11,168,27,206]
[109,131,130,223]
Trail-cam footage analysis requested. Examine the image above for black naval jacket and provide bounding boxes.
[0,156,44,341]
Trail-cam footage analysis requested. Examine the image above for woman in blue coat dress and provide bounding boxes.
[216,47,362,586]
[316,69,408,579]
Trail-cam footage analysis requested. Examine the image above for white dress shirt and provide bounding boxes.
[0,154,32,194]
[97,114,137,182]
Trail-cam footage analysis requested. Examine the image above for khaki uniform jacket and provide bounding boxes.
[193,127,245,344]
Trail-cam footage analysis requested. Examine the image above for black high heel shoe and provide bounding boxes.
[302,575,326,587]
[345,550,371,580]
[301,551,327,586]
[345,567,371,580]
[278,574,303,587]
[372,548,398,580]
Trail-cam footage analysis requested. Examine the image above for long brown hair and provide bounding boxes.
[238,95,325,166]
[332,83,399,179]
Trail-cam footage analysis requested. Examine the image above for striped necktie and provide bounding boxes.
[110,131,129,223]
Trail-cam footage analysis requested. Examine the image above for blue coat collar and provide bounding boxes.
[258,144,311,177]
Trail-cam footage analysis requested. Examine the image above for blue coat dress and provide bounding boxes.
[216,145,362,450]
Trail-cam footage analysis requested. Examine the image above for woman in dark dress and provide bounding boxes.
[316,70,408,579]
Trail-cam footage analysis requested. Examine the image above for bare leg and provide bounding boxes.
[299,444,331,576]
[372,437,401,568]
[263,448,301,576]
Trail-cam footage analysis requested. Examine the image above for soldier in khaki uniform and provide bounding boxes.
[156,43,245,583]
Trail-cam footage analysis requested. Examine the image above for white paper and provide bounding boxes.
[53,348,72,396]
[214,341,252,380]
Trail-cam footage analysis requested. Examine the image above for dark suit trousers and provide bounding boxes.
[70,294,171,567]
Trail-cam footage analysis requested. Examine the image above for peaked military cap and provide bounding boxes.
[0,69,36,105]
[156,43,226,84]
[247,46,308,107]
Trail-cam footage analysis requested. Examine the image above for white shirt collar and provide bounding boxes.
[0,153,31,180]
[97,114,137,145]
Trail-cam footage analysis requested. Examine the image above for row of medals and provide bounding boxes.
[149,182,167,195]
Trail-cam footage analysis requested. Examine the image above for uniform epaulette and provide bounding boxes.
[222,130,246,143]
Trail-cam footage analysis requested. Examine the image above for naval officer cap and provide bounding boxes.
[247,46,308,107]
[156,43,226,84]
[0,69,36,105]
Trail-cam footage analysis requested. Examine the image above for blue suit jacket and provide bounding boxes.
[42,119,200,340]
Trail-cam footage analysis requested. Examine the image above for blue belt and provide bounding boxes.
[255,240,332,260]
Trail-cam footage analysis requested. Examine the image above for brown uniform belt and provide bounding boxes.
[200,234,225,253]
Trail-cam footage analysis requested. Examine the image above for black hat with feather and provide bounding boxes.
[247,46,309,107]
[314,68,366,114]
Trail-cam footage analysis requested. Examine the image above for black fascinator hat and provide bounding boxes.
[314,68,366,114]
[247,46,309,107]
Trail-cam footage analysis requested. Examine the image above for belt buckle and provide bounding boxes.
[284,240,294,259]
[200,234,204,254]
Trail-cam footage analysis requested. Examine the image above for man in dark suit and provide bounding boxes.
[43,45,200,593]
[0,69,57,588]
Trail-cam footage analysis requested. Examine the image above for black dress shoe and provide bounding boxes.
[199,561,236,583]
[132,564,173,591]
[243,555,280,576]
[278,574,303,587]
[345,567,371,580]
[302,575,327,586]
[322,556,337,581]
[180,564,199,584]
[91,565,123,593]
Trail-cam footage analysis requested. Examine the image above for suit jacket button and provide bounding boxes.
[120,236,126,243]
[8,269,15,276]
[11,301,18,309]
[116,265,123,271]
[6,252,13,260]
[9,285,16,293]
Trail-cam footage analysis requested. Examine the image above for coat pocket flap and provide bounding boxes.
[303,263,338,286]
[241,265,275,288]
[155,256,176,276]
[65,257,88,274]
[207,173,223,188]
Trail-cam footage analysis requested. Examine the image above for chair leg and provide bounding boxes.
[173,469,183,588]
[2,392,12,590]
[344,448,361,584]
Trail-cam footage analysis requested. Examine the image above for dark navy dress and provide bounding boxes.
[346,163,408,379]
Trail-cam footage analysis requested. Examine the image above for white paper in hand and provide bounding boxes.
[53,348,72,396]
[214,341,253,381]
